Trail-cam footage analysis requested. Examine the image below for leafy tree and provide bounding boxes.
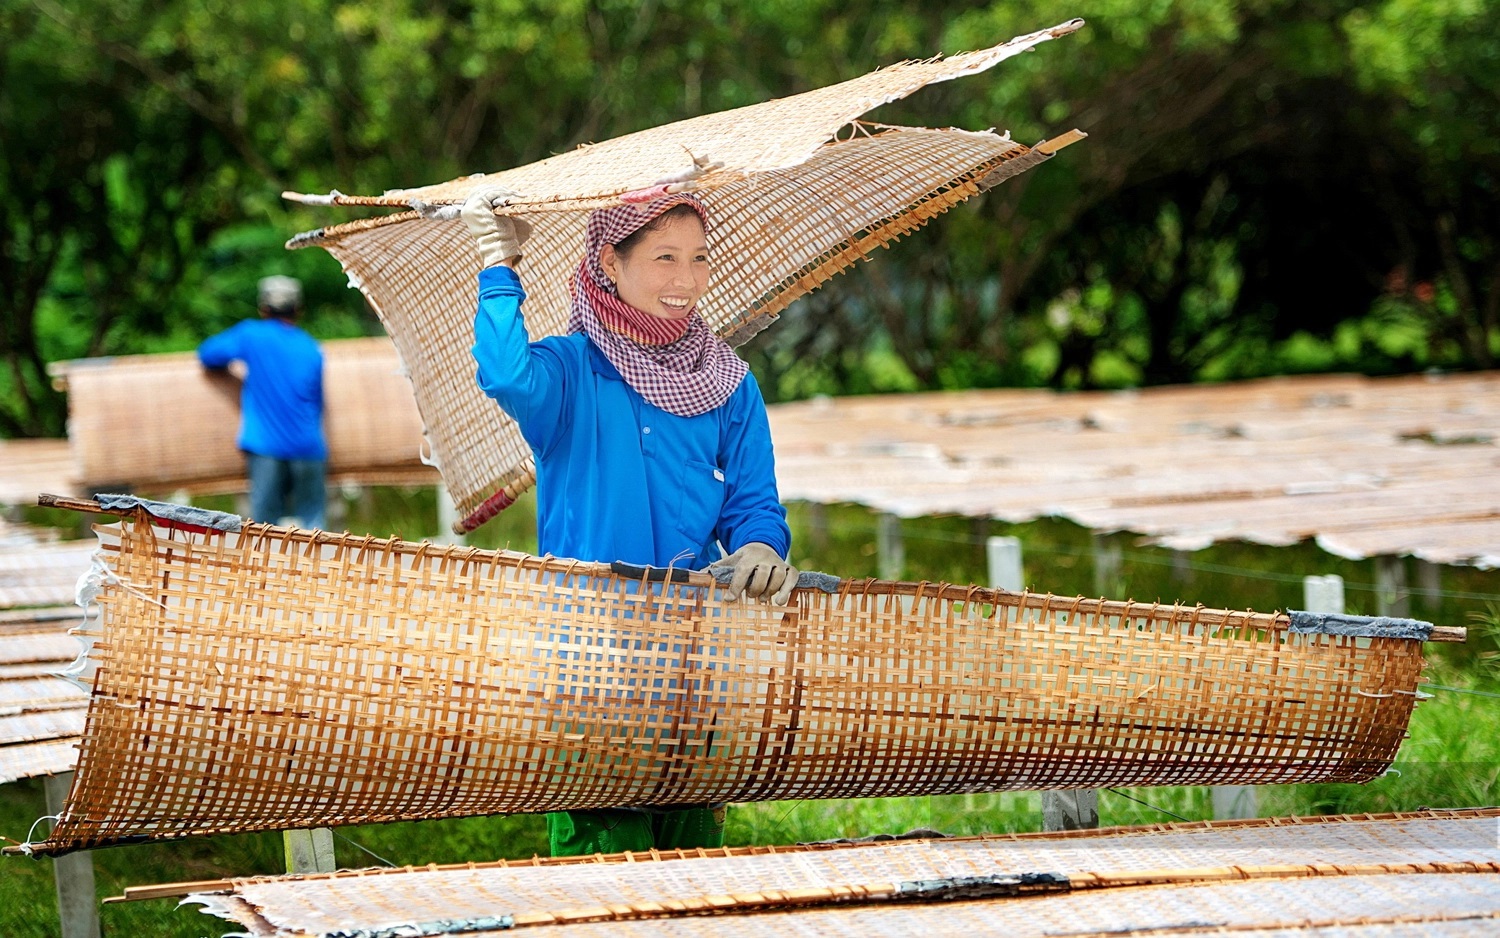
[3,0,1496,433]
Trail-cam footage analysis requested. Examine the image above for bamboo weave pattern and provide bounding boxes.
[288,22,1083,528]
[180,812,1500,936]
[32,507,1428,854]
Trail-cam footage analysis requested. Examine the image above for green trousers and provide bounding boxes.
[547,806,727,856]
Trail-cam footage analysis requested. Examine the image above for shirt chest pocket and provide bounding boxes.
[674,459,727,546]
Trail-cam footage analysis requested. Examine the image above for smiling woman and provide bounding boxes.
[602,204,711,326]
[461,189,797,858]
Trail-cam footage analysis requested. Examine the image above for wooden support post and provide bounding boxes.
[283,828,336,873]
[1042,789,1099,832]
[1303,574,1345,615]
[1416,560,1442,614]
[877,512,904,581]
[986,536,1023,592]
[435,484,463,546]
[44,772,100,938]
[806,502,829,552]
[1375,556,1410,618]
[325,482,347,530]
[1211,785,1257,821]
[1092,533,1122,597]
[1170,549,1193,585]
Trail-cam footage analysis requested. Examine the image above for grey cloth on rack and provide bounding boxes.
[706,565,842,594]
[94,494,243,533]
[1288,610,1433,641]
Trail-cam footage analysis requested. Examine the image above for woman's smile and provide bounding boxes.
[601,212,711,321]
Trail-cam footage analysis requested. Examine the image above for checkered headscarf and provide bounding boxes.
[569,194,747,417]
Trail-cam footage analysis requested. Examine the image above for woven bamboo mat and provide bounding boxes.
[0,540,96,610]
[769,370,1500,567]
[0,604,88,784]
[287,22,1083,531]
[0,438,78,508]
[169,812,1500,935]
[50,336,436,493]
[17,499,1442,855]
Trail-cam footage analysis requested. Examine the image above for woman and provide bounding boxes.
[463,186,797,855]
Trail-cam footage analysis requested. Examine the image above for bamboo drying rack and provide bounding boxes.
[15,495,1458,856]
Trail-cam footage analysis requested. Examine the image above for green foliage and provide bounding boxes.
[3,0,1498,431]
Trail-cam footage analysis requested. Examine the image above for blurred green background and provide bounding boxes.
[2,0,1497,436]
[2,0,1498,933]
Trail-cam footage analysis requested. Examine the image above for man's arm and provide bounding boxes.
[198,324,243,369]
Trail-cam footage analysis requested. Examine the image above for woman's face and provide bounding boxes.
[600,213,710,321]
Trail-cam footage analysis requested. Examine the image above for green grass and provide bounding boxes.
[3,490,1497,934]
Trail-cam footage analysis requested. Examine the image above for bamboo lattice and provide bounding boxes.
[0,540,96,610]
[172,811,1500,935]
[50,337,435,493]
[286,21,1084,530]
[768,371,1500,567]
[19,499,1440,856]
[0,606,88,783]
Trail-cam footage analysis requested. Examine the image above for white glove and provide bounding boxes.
[461,186,532,268]
[719,542,798,605]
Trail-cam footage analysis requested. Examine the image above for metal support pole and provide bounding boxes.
[283,828,337,873]
[1375,556,1410,618]
[876,512,904,581]
[44,773,100,938]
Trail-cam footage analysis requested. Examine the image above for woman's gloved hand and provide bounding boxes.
[719,542,798,605]
[461,186,532,268]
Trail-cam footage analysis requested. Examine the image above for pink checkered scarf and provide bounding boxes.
[568,194,747,417]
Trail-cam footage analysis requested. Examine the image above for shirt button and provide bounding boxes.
[642,426,651,434]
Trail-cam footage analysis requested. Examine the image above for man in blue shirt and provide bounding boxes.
[198,276,328,528]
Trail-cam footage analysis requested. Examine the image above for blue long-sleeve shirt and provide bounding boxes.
[198,319,327,461]
[472,265,790,569]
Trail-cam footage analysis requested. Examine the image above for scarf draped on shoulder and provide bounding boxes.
[568,194,748,418]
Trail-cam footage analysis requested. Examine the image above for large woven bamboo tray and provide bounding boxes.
[17,496,1458,856]
[49,337,436,494]
[286,21,1086,532]
[143,810,1500,935]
